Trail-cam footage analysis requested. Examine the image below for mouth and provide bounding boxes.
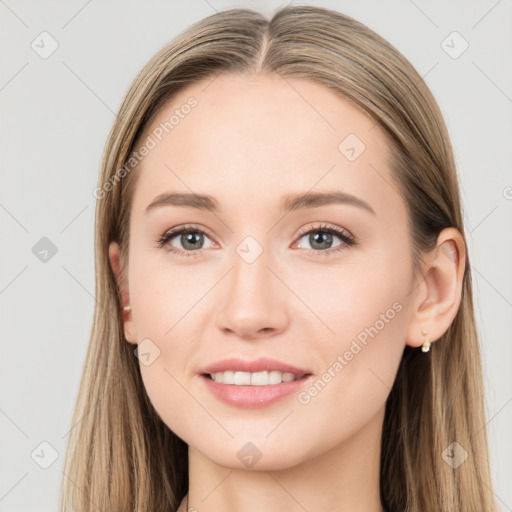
[202,370,311,385]
[198,358,313,408]
[199,370,313,409]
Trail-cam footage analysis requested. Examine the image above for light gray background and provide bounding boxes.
[1,0,511,510]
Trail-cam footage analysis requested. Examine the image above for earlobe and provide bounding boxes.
[405,228,466,349]
[108,241,138,345]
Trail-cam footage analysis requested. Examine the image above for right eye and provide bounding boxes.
[157,225,215,257]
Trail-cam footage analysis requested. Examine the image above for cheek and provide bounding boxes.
[290,248,409,344]
[129,249,212,335]
[289,251,409,409]
[289,277,406,455]
[127,253,215,427]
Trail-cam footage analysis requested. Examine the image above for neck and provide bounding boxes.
[180,406,386,512]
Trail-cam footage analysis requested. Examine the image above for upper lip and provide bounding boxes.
[199,357,312,376]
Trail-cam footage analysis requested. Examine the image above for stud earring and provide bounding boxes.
[123,305,131,312]
[421,329,431,353]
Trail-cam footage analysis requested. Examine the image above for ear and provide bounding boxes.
[108,241,138,345]
[405,227,466,349]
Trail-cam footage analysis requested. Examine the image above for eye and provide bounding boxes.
[156,222,357,258]
[156,224,214,257]
[293,223,356,256]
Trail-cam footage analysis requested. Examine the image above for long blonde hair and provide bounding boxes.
[59,6,498,511]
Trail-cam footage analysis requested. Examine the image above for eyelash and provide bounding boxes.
[156,223,357,258]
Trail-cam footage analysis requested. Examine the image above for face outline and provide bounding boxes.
[108,72,465,472]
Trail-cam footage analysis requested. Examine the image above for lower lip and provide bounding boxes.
[200,374,313,408]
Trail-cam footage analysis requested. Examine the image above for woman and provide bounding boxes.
[60,5,498,511]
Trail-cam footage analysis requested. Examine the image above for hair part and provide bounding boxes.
[60,6,497,511]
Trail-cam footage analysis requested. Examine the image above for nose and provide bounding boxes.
[214,245,289,340]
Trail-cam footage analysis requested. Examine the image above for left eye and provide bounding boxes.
[293,225,356,253]
[296,230,343,251]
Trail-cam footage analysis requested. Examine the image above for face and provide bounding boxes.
[112,73,418,470]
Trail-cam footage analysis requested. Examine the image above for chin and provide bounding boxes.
[194,437,316,472]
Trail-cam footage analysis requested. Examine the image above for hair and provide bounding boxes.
[59,5,498,512]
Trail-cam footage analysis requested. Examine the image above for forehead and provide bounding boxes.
[131,72,398,216]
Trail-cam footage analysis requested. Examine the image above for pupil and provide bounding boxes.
[182,232,202,250]
[311,232,332,250]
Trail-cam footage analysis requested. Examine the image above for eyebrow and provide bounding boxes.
[145,191,375,215]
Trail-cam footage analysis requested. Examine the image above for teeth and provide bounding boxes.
[210,370,302,385]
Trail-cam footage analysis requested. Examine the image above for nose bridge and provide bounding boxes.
[215,231,288,337]
[228,233,275,306]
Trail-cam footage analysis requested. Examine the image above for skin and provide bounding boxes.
[109,73,466,512]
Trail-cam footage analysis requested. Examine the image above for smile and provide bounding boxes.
[207,370,307,385]
[200,372,313,408]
